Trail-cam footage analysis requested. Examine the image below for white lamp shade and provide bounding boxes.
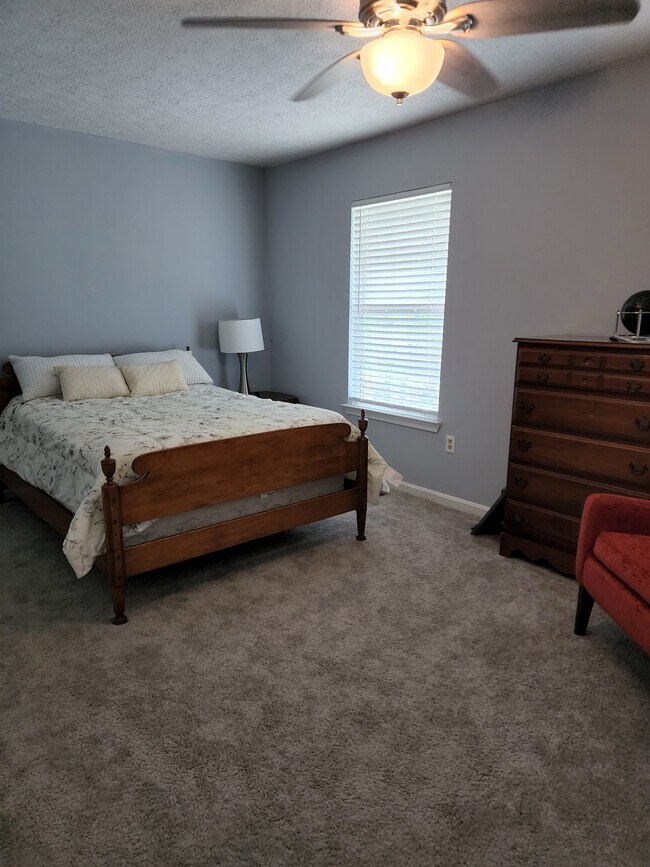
[219,318,265,354]
[360,30,445,99]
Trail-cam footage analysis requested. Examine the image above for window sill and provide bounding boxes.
[341,403,441,433]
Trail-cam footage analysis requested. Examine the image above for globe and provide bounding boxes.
[621,291,650,337]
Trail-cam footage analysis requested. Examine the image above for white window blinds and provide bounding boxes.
[348,184,452,420]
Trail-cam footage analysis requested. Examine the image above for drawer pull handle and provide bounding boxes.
[536,373,549,384]
[634,417,650,432]
[629,461,648,477]
[630,359,646,372]
[582,357,592,366]
[538,353,552,365]
[517,400,535,414]
[513,476,528,489]
[512,514,525,525]
[626,382,642,392]
[517,439,532,452]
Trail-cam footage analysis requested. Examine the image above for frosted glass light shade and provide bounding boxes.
[360,29,445,99]
[218,318,264,354]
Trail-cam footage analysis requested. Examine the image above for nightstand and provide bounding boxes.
[253,391,299,404]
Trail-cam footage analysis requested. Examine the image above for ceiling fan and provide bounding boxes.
[182,1,641,104]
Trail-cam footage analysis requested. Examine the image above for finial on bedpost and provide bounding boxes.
[359,409,368,439]
[186,345,191,352]
[101,446,116,484]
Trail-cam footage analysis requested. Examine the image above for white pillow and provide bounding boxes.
[55,365,130,402]
[9,353,115,401]
[119,360,189,396]
[113,349,212,386]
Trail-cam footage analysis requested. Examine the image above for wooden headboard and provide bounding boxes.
[0,362,20,413]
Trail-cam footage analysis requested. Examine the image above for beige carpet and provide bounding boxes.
[1,491,648,867]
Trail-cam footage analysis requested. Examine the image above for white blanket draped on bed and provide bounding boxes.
[0,385,400,578]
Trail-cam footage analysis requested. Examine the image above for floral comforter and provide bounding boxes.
[0,385,397,578]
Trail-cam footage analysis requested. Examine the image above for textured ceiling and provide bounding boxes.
[1,0,650,166]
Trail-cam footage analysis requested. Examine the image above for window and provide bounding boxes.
[346,184,452,430]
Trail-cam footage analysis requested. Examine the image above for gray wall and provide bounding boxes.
[265,55,650,507]
[3,56,650,506]
[0,119,268,390]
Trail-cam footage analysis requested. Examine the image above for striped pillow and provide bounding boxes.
[113,349,213,386]
[9,354,115,401]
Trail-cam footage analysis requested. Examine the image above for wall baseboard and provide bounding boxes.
[398,481,489,518]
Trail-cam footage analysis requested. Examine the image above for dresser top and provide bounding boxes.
[515,336,650,349]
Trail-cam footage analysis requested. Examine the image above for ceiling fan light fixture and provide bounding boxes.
[360,28,444,101]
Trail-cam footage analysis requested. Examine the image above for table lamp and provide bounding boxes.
[218,318,264,395]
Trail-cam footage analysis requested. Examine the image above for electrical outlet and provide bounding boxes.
[445,435,455,454]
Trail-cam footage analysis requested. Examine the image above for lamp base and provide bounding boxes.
[237,353,251,395]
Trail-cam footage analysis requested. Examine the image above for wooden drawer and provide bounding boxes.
[603,354,650,375]
[519,348,608,370]
[503,501,580,551]
[506,464,650,518]
[510,427,650,488]
[519,347,650,375]
[568,371,607,390]
[602,374,650,396]
[513,389,650,442]
[517,366,571,387]
[517,366,650,397]
[519,348,571,368]
[568,351,606,370]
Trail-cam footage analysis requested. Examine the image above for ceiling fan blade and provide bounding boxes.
[422,20,472,36]
[338,25,383,38]
[292,50,361,102]
[181,17,354,31]
[445,0,640,38]
[435,40,499,98]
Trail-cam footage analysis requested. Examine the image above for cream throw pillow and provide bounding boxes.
[55,365,130,402]
[119,360,189,396]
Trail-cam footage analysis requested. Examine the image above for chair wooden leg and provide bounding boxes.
[574,585,594,636]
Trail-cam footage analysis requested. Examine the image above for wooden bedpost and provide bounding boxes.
[101,446,128,625]
[356,410,368,541]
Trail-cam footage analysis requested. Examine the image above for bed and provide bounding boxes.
[0,356,393,625]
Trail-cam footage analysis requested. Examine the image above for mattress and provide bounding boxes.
[0,384,397,577]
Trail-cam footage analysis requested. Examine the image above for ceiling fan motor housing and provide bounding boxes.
[358,0,447,28]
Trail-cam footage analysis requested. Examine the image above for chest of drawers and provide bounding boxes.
[500,337,650,575]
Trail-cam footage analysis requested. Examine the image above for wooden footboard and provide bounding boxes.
[101,414,369,625]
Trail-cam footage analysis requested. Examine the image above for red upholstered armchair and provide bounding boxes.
[575,494,650,655]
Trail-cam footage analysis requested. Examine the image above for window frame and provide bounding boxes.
[344,183,452,433]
